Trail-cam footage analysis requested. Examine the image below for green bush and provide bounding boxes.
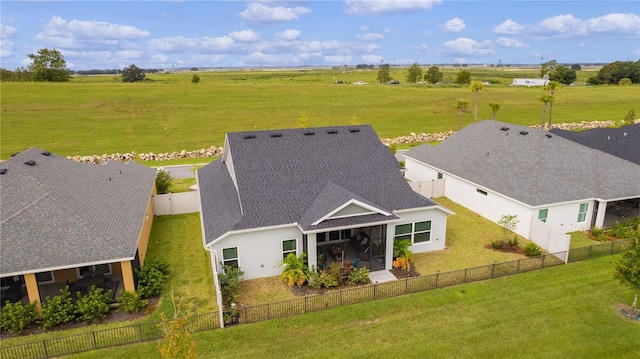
[523,242,542,257]
[618,78,632,86]
[610,221,635,239]
[509,236,520,247]
[191,74,200,83]
[39,286,75,330]
[75,286,111,323]
[490,239,503,249]
[326,261,344,285]
[117,290,149,314]
[218,265,244,309]
[590,226,606,241]
[136,257,170,299]
[155,169,173,194]
[0,300,38,334]
[347,267,370,286]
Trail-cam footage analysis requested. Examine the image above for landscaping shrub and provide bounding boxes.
[117,290,149,314]
[508,236,520,247]
[155,169,173,194]
[524,242,542,257]
[280,253,307,287]
[318,271,339,288]
[610,220,635,240]
[218,265,244,309]
[590,226,606,241]
[347,267,370,286]
[137,257,170,299]
[39,286,75,330]
[490,238,503,249]
[0,300,38,334]
[326,261,344,284]
[75,286,112,323]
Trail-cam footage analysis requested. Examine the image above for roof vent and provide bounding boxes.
[500,127,509,131]
[303,131,315,136]
[41,151,51,156]
[349,128,360,133]
[624,133,627,137]
[270,134,282,138]
[0,168,6,175]
[24,160,36,166]
[327,130,338,134]
[519,131,529,136]
[243,135,256,140]
[545,134,552,138]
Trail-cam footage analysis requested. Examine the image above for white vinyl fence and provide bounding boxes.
[153,192,200,215]
[408,178,446,199]
[529,216,571,262]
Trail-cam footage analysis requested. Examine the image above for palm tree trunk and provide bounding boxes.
[541,104,547,129]
[633,292,638,315]
[474,92,478,122]
[458,110,462,130]
[548,102,553,130]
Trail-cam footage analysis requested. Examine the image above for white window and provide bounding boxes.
[282,239,297,260]
[222,247,239,268]
[394,221,432,244]
[577,203,588,222]
[538,209,548,223]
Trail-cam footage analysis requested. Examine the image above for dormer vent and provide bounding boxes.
[24,160,36,166]
[270,134,282,138]
[0,168,6,175]
[41,151,51,156]
[243,135,256,140]
[500,127,509,131]
[303,131,315,136]
[349,128,360,133]
[519,131,529,136]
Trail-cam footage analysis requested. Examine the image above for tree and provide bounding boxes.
[377,64,391,83]
[614,236,640,315]
[424,66,443,84]
[454,69,471,85]
[280,253,307,287]
[469,81,485,122]
[543,81,562,130]
[550,65,576,85]
[27,48,70,82]
[191,74,200,83]
[157,294,197,359]
[570,63,582,71]
[540,60,557,79]
[156,168,173,194]
[488,102,501,120]
[456,99,469,130]
[536,94,554,129]
[122,64,146,82]
[497,214,519,246]
[406,63,423,84]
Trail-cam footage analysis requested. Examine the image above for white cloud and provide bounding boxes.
[493,19,525,35]
[442,17,465,33]
[356,32,384,40]
[344,0,442,16]
[533,13,640,39]
[277,29,301,41]
[148,36,235,53]
[39,16,149,40]
[1,39,15,58]
[495,37,529,48]
[360,26,370,31]
[240,2,312,26]
[1,24,17,39]
[229,30,260,42]
[361,54,383,63]
[581,13,640,34]
[324,55,353,63]
[439,37,493,57]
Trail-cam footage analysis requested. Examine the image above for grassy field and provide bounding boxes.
[1,67,637,159]
[66,255,639,359]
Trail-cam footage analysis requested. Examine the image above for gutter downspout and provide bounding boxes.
[210,250,225,328]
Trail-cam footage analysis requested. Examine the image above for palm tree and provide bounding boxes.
[456,99,469,130]
[536,94,553,130]
[488,102,501,120]
[543,81,562,130]
[280,253,307,287]
[469,81,485,122]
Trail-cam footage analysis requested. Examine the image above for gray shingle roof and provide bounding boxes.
[405,120,640,206]
[198,125,440,245]
[0,148,156,276]
[550,123,640,165]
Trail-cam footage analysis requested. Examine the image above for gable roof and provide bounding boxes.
[198,125,442,245]
[0,148,156,276]
[550,123,640,165]
[405,120,640,207]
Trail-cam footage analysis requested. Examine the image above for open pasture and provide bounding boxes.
[1,67,636,159]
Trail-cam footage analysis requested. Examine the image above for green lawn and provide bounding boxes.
[170,178,197,193]
[2,69,637,159]
[66,255,639,359]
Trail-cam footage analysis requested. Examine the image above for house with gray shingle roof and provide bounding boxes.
[197,125,452,280]
[404,120,640,246]
[0,148,157,308]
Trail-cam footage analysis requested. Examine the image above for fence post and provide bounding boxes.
[374,283,377,300]
[92,331,98,350]
[517,259,521,273]
[138,324,144,342]
[588,244,592,258]
[610,241,615,254]
[436,272,440,288]
[541,255,546,268]
[339,290,343,306]
[42,340,49,359]
[405,278,408,294]
[463,268,467,283]
[491,263,495,278]
[304,296,308,313]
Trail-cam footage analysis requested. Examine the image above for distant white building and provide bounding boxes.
[511,78,549,86]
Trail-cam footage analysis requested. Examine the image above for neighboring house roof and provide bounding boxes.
[198,125,443,246]
[405,120,640,207]
[0,148,156,276]
[550,123,640,165]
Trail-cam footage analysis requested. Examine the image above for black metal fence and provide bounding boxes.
[0,239,629,359]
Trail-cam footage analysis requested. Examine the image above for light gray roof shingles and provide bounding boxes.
[405,120,640,207]
[198,125,440,245]
[0,148,156,276]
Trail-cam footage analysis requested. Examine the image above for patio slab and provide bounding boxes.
[368,270,397,284]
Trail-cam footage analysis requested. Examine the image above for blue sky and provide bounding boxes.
[1,1,638,70]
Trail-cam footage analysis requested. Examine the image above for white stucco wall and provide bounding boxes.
[394,208,449,252]
[210,225,302,280]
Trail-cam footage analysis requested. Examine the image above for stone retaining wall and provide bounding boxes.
[67,120,638,164]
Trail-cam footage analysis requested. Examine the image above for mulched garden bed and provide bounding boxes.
[390,267,421,279]
[484,242,527,255]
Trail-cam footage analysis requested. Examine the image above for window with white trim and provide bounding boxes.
[222,247,239,268]
[394,221,432,244]
[282,239,297,260]
[577,203,588,222]
[538,209,548,223]
[35,271,54,283]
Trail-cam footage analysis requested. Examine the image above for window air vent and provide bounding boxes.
[303,131,315,136]
[500,127,509,131]
[243,135,256,140]
[270,134,282,138]
[0,168,6,175]
[41,151,51,156]
[349,128,360,133]
[327,130,338,134]
[24,160,36,166]
[519,131,529,135]
[545,134,552,138]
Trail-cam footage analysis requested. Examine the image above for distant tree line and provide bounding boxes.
[587,60,640,85]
